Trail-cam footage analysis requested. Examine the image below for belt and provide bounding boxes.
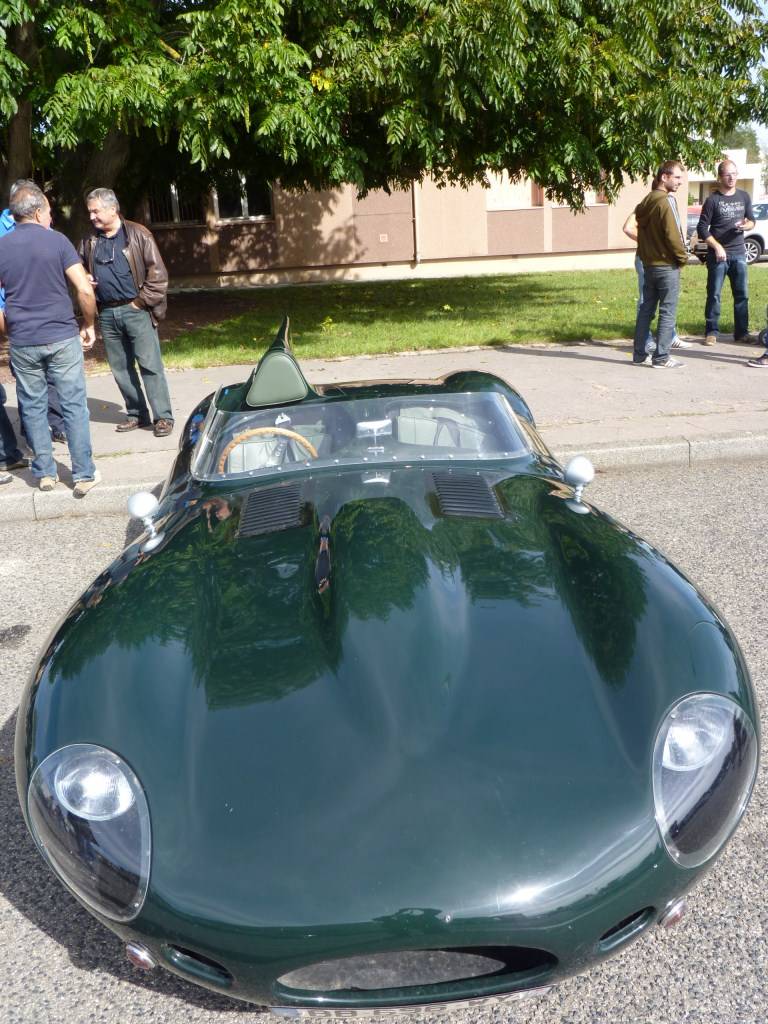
[99,297,138,310]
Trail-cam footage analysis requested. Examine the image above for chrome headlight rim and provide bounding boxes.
[28,742,151,923]
[653,692,758,870]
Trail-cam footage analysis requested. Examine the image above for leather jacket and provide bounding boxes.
[79,218,168,324]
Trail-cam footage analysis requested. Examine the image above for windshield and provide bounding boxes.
[192,391,531,481]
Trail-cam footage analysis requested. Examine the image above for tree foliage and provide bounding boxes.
[716,123,762,163]
[2,0,768,215]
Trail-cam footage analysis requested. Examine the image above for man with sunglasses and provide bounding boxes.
[80,187,173,436]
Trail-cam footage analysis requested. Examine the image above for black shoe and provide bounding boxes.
[51,430,67,444]
[0,456,30,471]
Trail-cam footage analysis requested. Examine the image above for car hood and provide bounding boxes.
[23,467,744,931]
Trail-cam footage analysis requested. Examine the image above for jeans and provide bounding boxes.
[635,255,654,352]
[10,362,65,440]
[0,382,24,466]
[633,264,681,364]
[99,305,173,423]
[705,254,748,339]
[11,336,95,481]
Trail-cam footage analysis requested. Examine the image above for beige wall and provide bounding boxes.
[152,171,687,282]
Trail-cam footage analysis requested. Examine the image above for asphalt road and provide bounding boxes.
[0,460,765,1024]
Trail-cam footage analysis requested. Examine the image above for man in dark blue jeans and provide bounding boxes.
[632,161,689,368]
[79,187,173,437]
[0,381,27,484]
[696,160,755,346]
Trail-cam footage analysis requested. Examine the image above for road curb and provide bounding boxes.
[2,431,768,522]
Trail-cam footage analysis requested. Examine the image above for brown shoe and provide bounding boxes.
[116,417,140,432]
[153,418,174,438]
[702,334,717,346]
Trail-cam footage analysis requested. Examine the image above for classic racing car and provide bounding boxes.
[16,320,759,1014]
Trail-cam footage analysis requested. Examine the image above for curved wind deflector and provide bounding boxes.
[246,316,317,409]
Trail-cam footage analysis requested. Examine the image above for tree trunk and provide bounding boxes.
[64,130,133,242]
[1,15,39,199]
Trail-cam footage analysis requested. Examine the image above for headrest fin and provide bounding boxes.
[245,316,316,408]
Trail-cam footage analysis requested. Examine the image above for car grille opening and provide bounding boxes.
[598,907,655,952]
[432,472,504,519]
[164,945,234,987]
[238,483,307,537]
[277,946,556,993]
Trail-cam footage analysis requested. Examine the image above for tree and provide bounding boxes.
[2,0,768,228]
[716,123,762,163]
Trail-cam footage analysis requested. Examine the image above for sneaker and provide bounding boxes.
[51,430,67,444]
[670,337,692,349]
[153,418,174,438]
[652,358,684,368]
[735,333,759,344]
[0,471,11,485]
[39,476,57,491]
[73,470,101,498]
[632,356,652,365]
[703,334,717,346]
[0,456,30,471]
[747,353,768,367]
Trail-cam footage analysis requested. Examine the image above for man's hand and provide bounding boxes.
[714,243,727,262]
[80,325,96,350]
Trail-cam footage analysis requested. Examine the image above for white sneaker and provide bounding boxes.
[39,476,57,491]
[670,337,692,349]
[0,471,11,486]
[652,358,684,368]
[73,470,101,498]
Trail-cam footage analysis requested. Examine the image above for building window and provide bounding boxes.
[148,184,204,225]
[213,175,273,221]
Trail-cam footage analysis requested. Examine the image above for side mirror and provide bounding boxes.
[564,456,595,513]
[127,491,164,552]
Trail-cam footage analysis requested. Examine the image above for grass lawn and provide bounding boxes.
[163,265,768,368]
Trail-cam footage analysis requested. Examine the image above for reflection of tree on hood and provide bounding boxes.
[430,476,552,605]
[333,498,429,620]
[543,503,648,687]
[50,505,336,707]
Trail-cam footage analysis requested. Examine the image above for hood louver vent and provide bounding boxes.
[433,472,504,519]
[238,483,306,537]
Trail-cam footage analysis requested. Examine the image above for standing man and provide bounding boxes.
[80,187,173,436]
[696,160,755,346]
[2,179,67,445]
[0,183,99,494]
[632,161,688,368]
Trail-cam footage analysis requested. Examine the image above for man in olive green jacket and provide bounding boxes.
[632,161,688,368]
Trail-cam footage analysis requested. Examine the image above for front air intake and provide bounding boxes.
[432,472,504,519]
[277,946,556,993]
[238,483,306,537]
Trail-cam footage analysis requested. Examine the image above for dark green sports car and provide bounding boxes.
[16,321,759,1016]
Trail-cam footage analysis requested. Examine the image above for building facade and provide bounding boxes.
[144,171,686,288]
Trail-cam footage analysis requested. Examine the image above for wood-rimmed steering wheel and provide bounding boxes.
[217,427,318,473]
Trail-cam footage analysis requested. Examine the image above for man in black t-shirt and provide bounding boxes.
[695,160,755,345]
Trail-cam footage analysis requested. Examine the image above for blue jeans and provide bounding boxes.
[705,254,748,339]
[11,362,65,439]
[633,264,681,364]
[0,382,24,466]
[99,305,173,423]
[11,336,95,481]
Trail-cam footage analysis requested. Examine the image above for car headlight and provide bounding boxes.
[27,744,151,922]
[653,694,757,868]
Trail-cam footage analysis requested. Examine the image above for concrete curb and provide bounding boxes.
[3,431,768,522]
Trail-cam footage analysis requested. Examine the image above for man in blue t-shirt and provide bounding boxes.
[1,180,67,449]
[0,183,100,494]
[696,160,756,346]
